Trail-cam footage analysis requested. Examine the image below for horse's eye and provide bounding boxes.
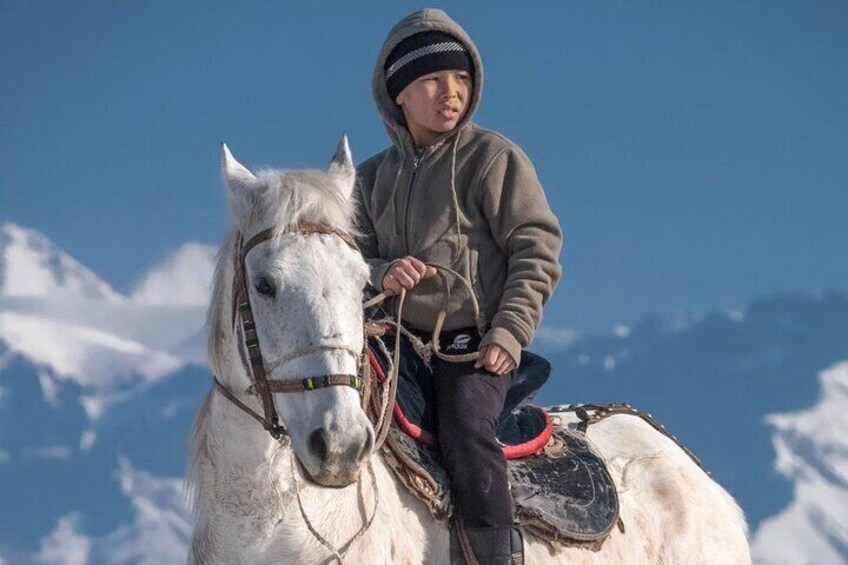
[254,276,276,297]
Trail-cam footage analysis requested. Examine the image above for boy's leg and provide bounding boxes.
[432,355,513,528]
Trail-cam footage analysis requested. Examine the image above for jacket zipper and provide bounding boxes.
[403,148,425,254]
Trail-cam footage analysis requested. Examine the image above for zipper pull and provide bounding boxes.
[413,149,424,170]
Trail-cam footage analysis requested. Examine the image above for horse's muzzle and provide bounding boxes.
[304,424,374,488]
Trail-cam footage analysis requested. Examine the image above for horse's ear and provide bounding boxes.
[221,142,258,191]
[221,143,262,226]
[328,133,355,200]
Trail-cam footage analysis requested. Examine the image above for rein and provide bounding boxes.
[362,261,486,364]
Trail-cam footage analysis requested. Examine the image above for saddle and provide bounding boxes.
[368,329,620,549]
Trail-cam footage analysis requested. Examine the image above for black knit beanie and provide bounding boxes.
[384,30,474,102]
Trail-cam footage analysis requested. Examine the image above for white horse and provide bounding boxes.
[187,137,751,564]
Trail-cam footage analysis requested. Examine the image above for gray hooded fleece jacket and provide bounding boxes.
[355,8,563,365]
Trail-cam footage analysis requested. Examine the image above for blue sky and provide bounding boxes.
[2,1,846,331]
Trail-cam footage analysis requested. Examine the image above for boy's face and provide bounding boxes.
[395,69,471,147]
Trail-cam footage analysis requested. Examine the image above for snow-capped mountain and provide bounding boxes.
[538,291,848,563]
[0,223,216,419]
[1,223,122,302]
[0,221,845,563]
[751,361,848,564]
[0,222,214,563]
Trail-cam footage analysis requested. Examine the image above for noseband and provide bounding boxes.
[213,222,370,440]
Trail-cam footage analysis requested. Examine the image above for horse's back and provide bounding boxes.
[537,408,751,564]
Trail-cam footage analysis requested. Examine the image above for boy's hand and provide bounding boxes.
[475,344,517,375]
[382,256,437,293]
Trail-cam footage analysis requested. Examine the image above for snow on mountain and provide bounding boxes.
[751,361,848,565]
[0,222,211,561]
[0,311,182,388]
[95,458,191,564]
[0,358,207,563]
[0,222,216,420]
[0,223,121,301]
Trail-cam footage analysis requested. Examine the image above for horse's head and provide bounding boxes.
[215,136,373,487]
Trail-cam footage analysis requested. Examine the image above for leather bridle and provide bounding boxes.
[213,222,371,440]
[211,220,480,446]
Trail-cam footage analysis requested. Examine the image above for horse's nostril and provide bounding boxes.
[308,429,329,461]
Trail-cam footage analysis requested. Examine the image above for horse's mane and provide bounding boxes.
[188,166,357,518]
[252,168,355,237]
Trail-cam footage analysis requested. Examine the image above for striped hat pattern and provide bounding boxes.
[384,31,474,101]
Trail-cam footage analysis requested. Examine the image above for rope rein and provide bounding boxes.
[370,288,406,451]
[288,449,380,565]
[362,261,487,365]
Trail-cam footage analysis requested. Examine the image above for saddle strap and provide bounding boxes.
[456,514,481,565]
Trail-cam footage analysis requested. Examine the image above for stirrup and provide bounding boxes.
[449,517,524,565]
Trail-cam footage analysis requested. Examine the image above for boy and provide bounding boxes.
[354,8,563,564]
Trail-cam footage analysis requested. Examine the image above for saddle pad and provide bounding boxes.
[381,415,619,546]
[367,331,553,459]
[510,427,620,545]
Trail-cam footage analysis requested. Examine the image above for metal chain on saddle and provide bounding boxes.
[550,403,711,477]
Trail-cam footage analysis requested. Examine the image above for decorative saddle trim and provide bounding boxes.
[380,412,620,548]
[367,347,554,459]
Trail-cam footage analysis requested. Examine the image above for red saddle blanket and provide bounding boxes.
[367,329,553,460]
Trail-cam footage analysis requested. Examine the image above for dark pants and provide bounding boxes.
[413,327,514,529]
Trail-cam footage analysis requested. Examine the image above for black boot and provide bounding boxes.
[450,520,524,565]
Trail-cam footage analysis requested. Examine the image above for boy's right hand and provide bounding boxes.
[382,256,437,293]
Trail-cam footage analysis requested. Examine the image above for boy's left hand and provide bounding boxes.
[475,344,517,375]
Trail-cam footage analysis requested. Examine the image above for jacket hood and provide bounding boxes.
[372,8,484,154]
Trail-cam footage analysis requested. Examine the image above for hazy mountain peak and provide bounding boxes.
[0,222,122,301]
